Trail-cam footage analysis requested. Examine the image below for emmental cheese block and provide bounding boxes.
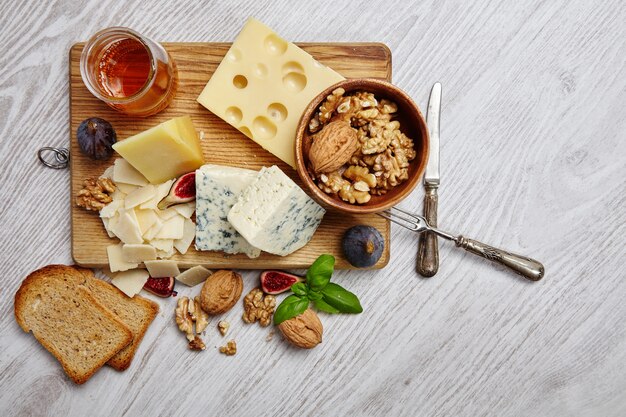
[197,18,344,168]
[112,116,204,183]
[228,165,325,256]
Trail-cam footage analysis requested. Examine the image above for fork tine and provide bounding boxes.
[378,208,421,232]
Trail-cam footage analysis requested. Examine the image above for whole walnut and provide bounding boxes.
[200,270,243,315]
[278,308,323,349]
[308,120,359,174]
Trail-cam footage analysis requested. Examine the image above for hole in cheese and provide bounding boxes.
[252,116,277,140]
[267,103,288,122]
[253,63,269,79]
[233,75,248,89]
[282,61,305,75]
[227,48,242,61]
[225,106,243,124]
[282,72,307,93]
[239,126,252,138]
[264,33,288,56]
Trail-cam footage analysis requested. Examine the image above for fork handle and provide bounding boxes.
[455,236,545,281]
[417,185,439,277]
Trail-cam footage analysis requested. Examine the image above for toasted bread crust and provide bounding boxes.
[14,265,133,384]
[73,266,159,371]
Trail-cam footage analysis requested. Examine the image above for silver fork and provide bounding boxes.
[379,207,545,281]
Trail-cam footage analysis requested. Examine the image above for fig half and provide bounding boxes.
[143,277,177,297]
[158,172,196,209]
[260,270,303,295]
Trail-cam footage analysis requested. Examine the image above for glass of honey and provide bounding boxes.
[80,27,178,117]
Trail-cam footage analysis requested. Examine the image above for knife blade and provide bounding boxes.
[417,82,441,277]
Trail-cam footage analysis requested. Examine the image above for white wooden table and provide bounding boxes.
[1,1,624,416]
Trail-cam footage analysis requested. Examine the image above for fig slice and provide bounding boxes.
[260,270,303,295]
[158,172,196,209]
[143,276,177,297]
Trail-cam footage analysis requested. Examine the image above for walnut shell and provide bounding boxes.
[308,120,359,174]
[200,270,243,315]
[278,308,323,349]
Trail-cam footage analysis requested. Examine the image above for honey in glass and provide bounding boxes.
[80,27,178,117]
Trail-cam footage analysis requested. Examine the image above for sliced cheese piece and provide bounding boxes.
[157,207,179,221]
[115,182,139,195]
[103,214,119,238]
[172,202,195,218]
[112,116,204,184]
[228,165,325,256]
[122,244,157,263]
[107,243,140,272]
[196,18,344,168]
[176,266,212,287]
[145,260,180,278]
[111,269,150,297]
[173,218,195,255]
[113,158,149,186]
[135,209,160,235]
[143,217,163,241]
[111,188,126,201]
[155,215,184,240]
[100,165,114,179]
[140,179,174,210]
[156,248,176,259]
[195,164,261,258]
[100,200,124,218]
[110,210,143,244]
[124,184,156,209]
[150,239,174,253]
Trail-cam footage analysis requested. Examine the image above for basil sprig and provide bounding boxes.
[273,254,363,325]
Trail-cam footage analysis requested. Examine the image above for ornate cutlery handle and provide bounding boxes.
[455,236,545,281]
[417,186,439,277]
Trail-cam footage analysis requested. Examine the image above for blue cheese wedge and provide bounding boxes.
[227,165,325,256]
[195,164,261,258]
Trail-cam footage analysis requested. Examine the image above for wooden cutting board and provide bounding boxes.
[70,42,392,269]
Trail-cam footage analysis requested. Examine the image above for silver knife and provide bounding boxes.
[417,82,441,277]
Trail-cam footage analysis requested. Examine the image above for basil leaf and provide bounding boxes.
[273,295,309,325]
[291,282,308,297]
[314,298,340,314]
[321,283,363,314]
[307,290,323,301]
[306,254,335,291]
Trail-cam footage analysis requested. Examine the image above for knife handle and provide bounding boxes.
[417,185,439,277]
[455,236,545,281]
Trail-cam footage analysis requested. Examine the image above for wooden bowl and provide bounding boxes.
[295,78,429,214]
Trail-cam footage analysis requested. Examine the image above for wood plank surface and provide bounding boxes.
[70,42,392,269]
[1,1,625,417]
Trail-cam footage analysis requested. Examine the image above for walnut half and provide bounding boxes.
[76,177,115,211]
[242,288,276,327]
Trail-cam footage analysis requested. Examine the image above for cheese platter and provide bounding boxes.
[70,41,393,269]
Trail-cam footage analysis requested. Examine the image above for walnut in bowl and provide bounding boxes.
[295,79,429,214]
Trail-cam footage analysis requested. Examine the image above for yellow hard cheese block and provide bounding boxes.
[113,116,204,183]
[197,18,344,168]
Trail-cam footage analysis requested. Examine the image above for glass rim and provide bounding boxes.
[79,27,157,104]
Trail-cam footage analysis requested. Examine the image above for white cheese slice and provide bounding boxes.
[143,217,163,241]
[195,164,261,258]
[103,214,119,238]
[115,182,139,195]
[150,239,174,253]
[172,202,195,218]
[145,260,180,278]
[111,269,150,297]
[173,218,195,255]
[110,210,143,244]
[107,243,140,272]
[113,158,149,186]
[176,266,212,287]
[135,209,160,235]
[111,189,126,201]
[100,165,114,179]
[124,184,157,209]
[157,207,179,220]
[155,215,184,240]
[228,165,325,256]
[140,179,174,210]
[100,200,124,218]
[122,244,157,262]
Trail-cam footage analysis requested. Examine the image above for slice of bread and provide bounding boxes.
[73,266,159,371]
[14,265,133,384]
